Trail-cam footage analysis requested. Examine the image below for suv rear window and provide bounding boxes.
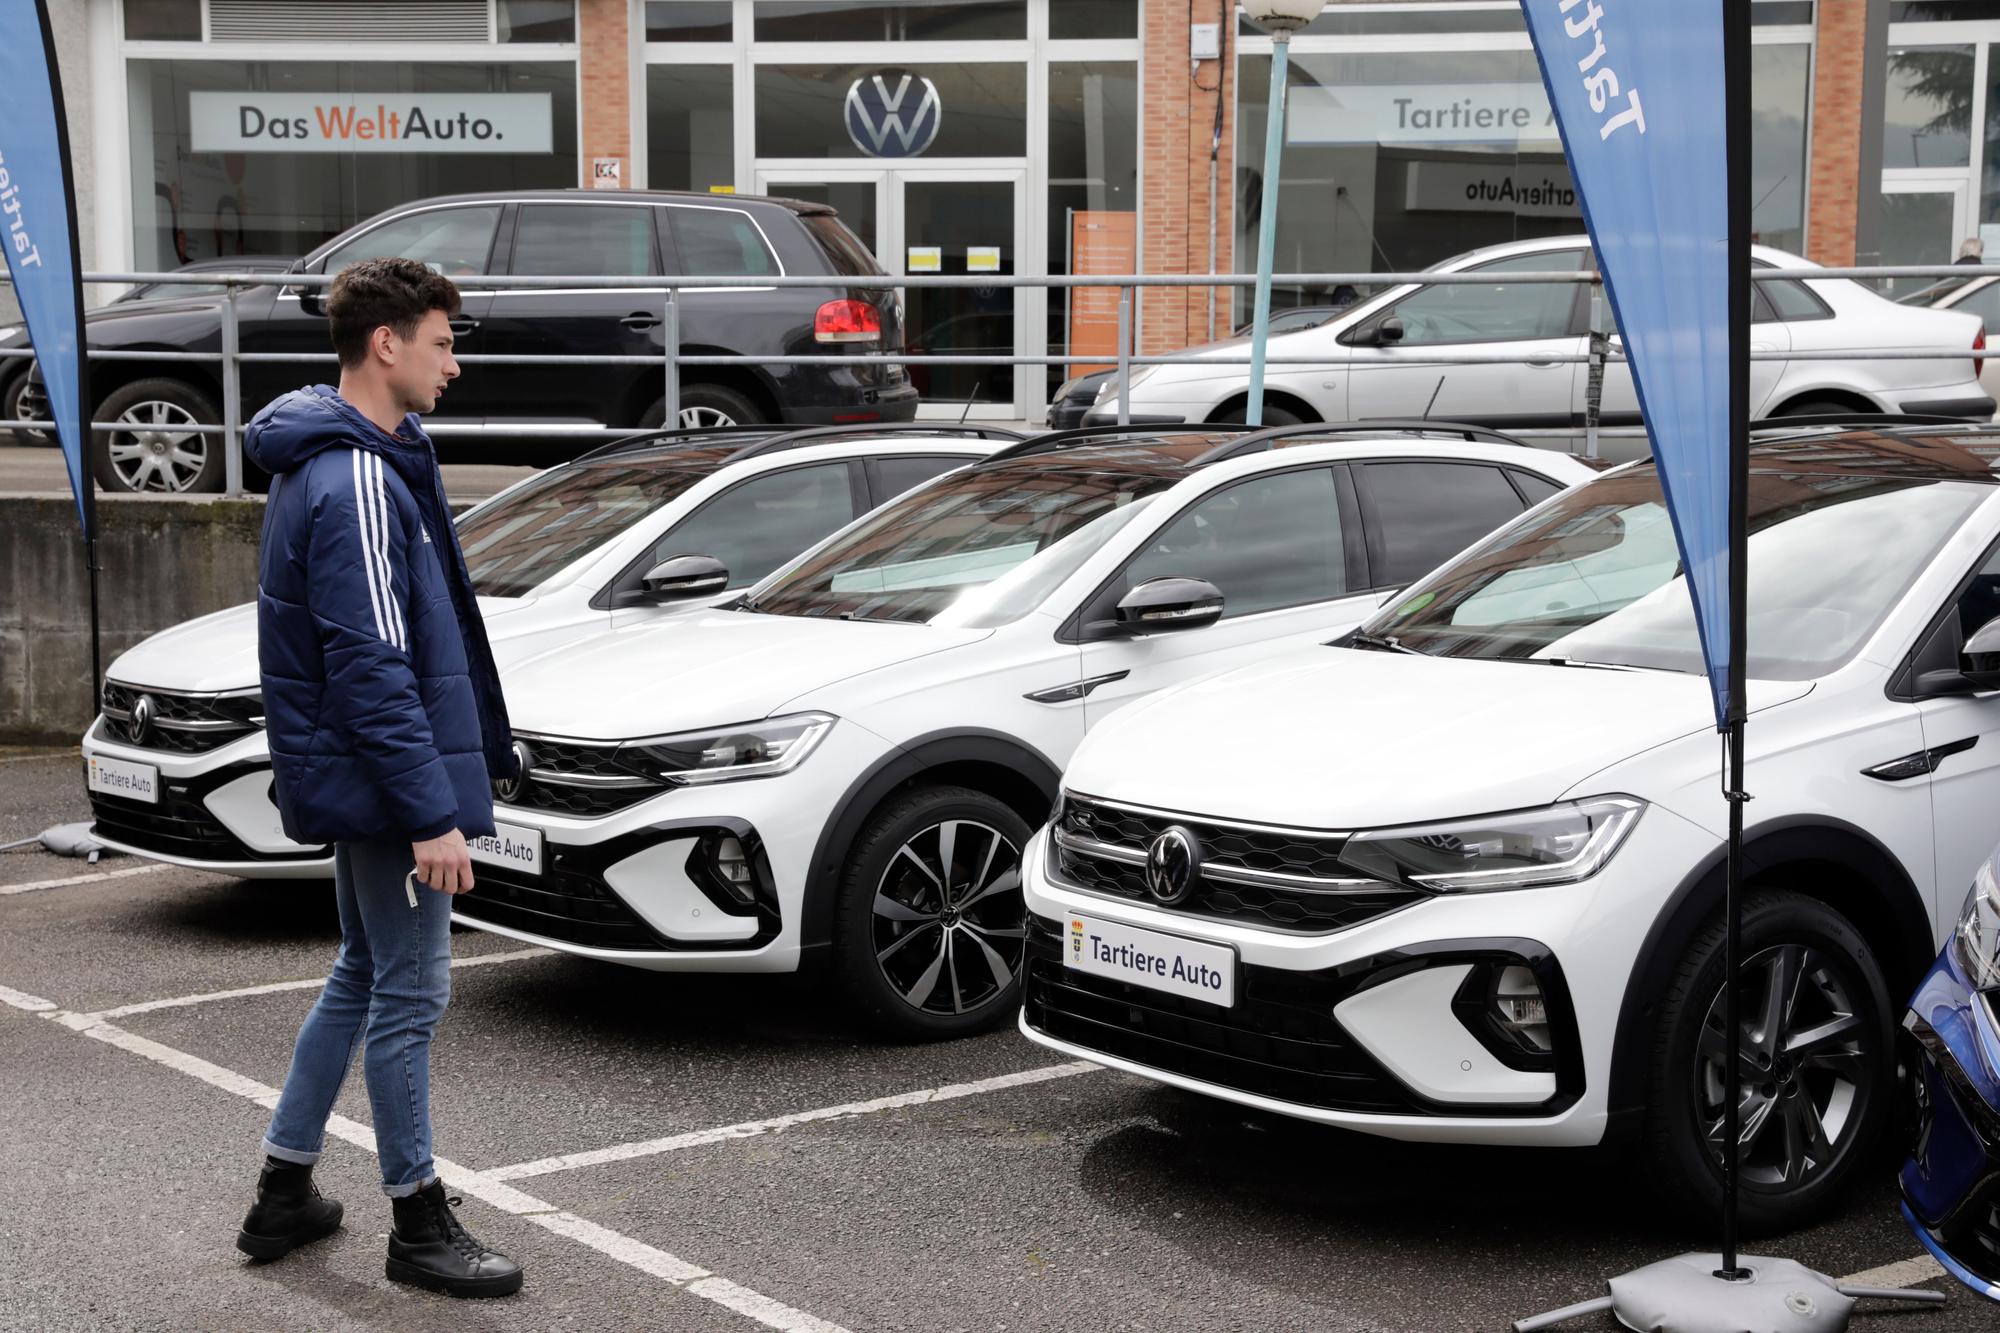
[670,207,779,277]
[802,215,886,277]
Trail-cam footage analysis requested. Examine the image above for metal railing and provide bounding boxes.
[0,263,1988,497]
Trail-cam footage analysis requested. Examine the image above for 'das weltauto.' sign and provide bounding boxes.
[189,92,552,154]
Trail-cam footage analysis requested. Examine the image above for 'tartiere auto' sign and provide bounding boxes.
[190,92,552,154]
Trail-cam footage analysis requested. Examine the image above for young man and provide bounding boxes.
[234,257,523,1298]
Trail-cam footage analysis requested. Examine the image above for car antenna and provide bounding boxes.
[1420,374,1445,420]
[958,380,982,426]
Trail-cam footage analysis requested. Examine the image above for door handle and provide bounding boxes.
[448,318,480,335]
[621,313,662,330]
[1526,358,1562,368]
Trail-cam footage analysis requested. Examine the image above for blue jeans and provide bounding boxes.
[262,839,452,1197]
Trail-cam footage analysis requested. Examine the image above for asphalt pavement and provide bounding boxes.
[0,747,1977,1331]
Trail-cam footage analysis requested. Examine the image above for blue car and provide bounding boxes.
[1902,849,2000,1300]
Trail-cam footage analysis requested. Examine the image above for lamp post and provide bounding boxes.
[1242,0,1327,426]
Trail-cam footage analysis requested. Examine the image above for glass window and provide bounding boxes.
[1884,46,1973,168]
[656,464,859,589]
[1052,1,1136,38]
[1122,469,1346,617]
[1880,191,1961,299]
[1385,250,1585,346]
[127,61,577,271]
[499,0,575,42]
[458,463,712,598]
[1763,277,1831,320]
[803,215,886,277]
[1750,43,1810,255]
[754,2,1024,41]
[1510,469,1565,507]
[646,1,733,40]
[1949,281,2000,327]
[669,207,779,277]
[320,205,502,276]
[1373,469,1988,678]
[757,64,1028,159]
[1360,461,1529,589]
[1049,61,1139,399]
[646,66,735,193]
[124,0,200,39]
[1952,542,2000,645]
[512,204,658,277]
[876,455,967,500]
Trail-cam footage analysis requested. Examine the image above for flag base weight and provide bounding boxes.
[1512,1252,1946,1332]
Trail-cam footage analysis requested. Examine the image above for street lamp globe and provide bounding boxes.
[1241,0,1329,36]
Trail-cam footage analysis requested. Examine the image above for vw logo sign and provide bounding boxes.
[128,694,156,746]
[494,739,533,804]
[845,69,942,158]
[1145,826,1201,906]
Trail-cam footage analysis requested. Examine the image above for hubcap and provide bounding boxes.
[679,405,738,428]
[871,819,1025,1018]
[107,400,206,492]
[1693,942,1870,1191]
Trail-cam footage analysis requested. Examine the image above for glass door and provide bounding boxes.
[895,170,1027,416]
[753,169,891,266]
[1879,176,1972,299]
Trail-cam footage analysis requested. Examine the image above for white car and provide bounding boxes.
[1091,236,1994,443]
[1022,421,2000,1232]
[79,423,1016,877]
[454,424,1597,1038]
[1903,270,2000,406]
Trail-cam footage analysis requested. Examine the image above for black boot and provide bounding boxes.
[236,1155,344,1260]
[386,1179,523,1299]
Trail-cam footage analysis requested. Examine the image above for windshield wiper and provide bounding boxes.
[1534,655,1684,674]
[1338,630,1420,654]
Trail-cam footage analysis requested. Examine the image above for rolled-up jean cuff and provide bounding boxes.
[382,1173,437,1199]
[261,1138,320,1167]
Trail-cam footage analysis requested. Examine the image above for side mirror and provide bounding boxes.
[297,285,325,316]
[1113,577,1225,633]
[1376,316,1405,345]
[640,554,729,601]
[1963,614,2000,689]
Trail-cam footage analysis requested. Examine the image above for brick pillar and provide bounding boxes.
[1805,1,1869,266]
[1140,0,1235,354]
[578,0,632,190]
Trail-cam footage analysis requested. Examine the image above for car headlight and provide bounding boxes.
[1093,366,1159,402]
[1953,856,2000,990]
[615,712,834,786]
[1338,795,1645,892]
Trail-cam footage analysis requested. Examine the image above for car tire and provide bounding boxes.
[90,377,226,494]
[1642,888,1894,1235]
[1210,401,1305,426]
[640,384,765,431]
[1776,398,1867,420]
[2,371,51,448]
[831,784,1032,1041]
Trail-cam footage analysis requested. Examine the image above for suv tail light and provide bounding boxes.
[815,299,881,344]
[1976,326,1987,379]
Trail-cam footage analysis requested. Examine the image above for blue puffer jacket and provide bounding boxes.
[246,385,514,846]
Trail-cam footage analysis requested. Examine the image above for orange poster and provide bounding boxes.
[1067,211,1136,377]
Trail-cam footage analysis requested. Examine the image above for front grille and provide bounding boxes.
[100,682,261,756]
[504,735,664,819]
[1022,921,1414,1113]
[1052,793,1421,933]
[86,762,302,863]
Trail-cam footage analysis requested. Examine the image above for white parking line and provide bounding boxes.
[85,947,554,1021]
[0,863,173,895]
[1839,1254,1946,1288]
[0,750,74,765]
[488,1060,1103,1181]
[29,999,850,1333]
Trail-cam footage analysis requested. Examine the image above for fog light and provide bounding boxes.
[712,836,756,906]
[1492,965,1552,1053]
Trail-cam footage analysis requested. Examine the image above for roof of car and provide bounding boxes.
[368,188,829,215]
[1743,424,2000,482]
[566,422,1019,472]
[979,421,1566,473]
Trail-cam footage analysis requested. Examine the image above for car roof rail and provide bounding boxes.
[1749,412,1989,434]
[727,421,1029,459]
[1193,418,1533,464]
[984,421,1253,464]
[572,423,781,463]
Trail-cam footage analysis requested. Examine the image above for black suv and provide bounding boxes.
[28,190,916,493]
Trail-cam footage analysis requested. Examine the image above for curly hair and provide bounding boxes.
[326,257,462,368]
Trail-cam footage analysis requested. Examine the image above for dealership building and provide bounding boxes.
[38,0,1995,415]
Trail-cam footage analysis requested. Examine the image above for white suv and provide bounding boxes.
[1023,422,2000,1231]
[457,424,1596,1038]
[79,424,1013,876]
[1091,237,1993,443]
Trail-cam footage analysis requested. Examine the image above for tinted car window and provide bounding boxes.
[1387,250,1585,346]
[876,455,968,500]
[654,462,857,588]
[670,207,779,277]
[320,205,501,276]
[458,462,711,598]
[513,204,658,277]
[1763,277,1830,321]
[803,215,886,276]
[1360,461,1528,588]
[1122,468,1345,617]
[1510,468,1565,507]
[1953,542,2000,644]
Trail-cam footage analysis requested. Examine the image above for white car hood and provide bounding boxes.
[1062,646,1811,830]
[105,596,534,693]
[502,610,988,741]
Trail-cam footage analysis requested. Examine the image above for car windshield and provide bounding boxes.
[746,457,1184,626]
[457,460,715,598]
[1365,465,1988,679]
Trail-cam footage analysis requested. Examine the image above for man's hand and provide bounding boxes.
[412,829,475,894]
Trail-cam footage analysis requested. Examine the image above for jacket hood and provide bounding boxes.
[243,385,427,476]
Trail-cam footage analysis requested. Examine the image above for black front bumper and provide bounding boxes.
[87,759,318,865]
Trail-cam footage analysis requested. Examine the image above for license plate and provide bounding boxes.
[468,820,543,876]
[87,754,158,804]
[1062,911,1235,1007]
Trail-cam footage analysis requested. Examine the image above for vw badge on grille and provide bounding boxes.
[1145,825,1200,905]
[494,739,533,804]
[128,694,155,746]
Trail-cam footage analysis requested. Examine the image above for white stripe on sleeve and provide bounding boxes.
[367,453,408,651]
[352,449,390,643]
